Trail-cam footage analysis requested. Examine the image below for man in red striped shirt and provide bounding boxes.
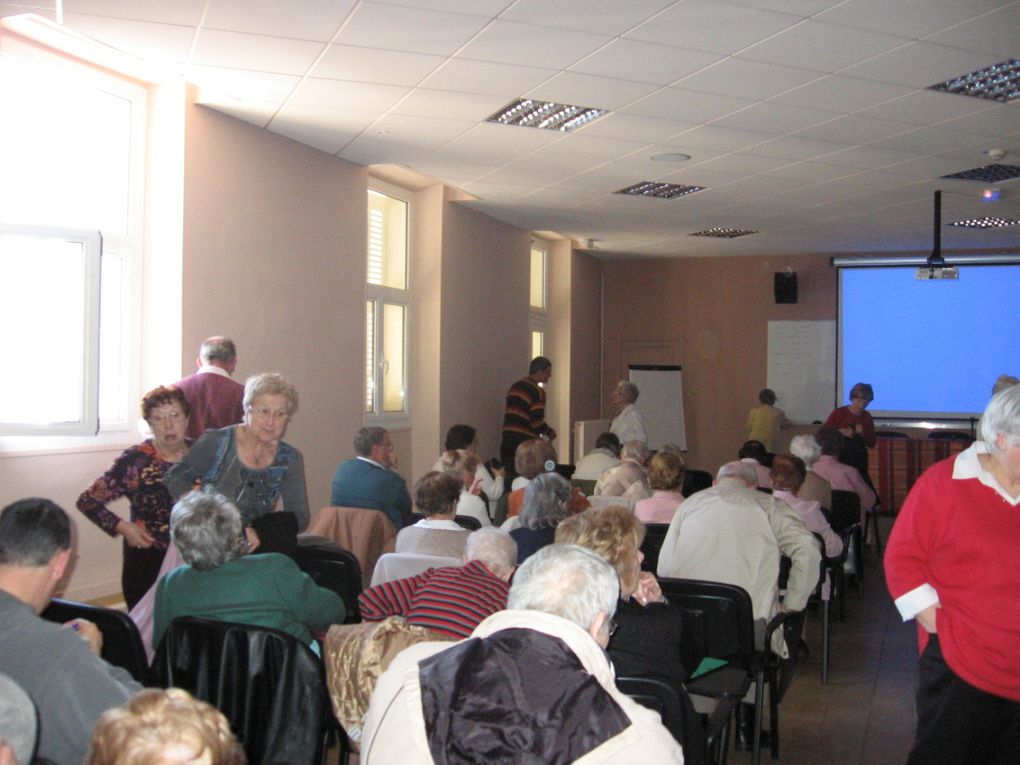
[358,528,517,639]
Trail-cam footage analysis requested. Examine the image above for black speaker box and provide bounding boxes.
[774,272,798,304]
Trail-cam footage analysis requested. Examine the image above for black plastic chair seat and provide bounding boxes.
[41,597,149,684]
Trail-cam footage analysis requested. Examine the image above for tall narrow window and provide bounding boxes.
[529,246,546,310]
[528,244,548,362]
[365,187,410,419]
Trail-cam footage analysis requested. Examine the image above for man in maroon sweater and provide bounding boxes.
[174,336,244,440]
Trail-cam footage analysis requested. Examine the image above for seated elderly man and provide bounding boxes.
[153,492,345,651]
[361,544,683,764]
[359,528,517,639]
[594,440,652,499]
[330,427,413,530]
[395,471,471,559]
[572,432,622,481]
[0,498,141,765]
[812,427,876,521]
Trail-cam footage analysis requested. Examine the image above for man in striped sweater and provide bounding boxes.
[358,528,517,638]
[500,357,556,485]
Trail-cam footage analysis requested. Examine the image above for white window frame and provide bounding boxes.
[528,243,548,363]
[365,181,411,427]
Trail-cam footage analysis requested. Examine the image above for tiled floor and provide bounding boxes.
[725,543,918,765]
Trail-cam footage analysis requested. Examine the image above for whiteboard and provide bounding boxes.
[629,365,687,451]
[767,321,836,424]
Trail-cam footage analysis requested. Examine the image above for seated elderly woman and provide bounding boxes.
[396,471,471,559]
[634,451,686,524]
[152,492,345,653]
[508,472,573,564]
[594,440,652,499]
[789,434,833,510]
[439,449,491,527]
[506,439,588,519]
[165,372,309,556]
[770,455,843,560]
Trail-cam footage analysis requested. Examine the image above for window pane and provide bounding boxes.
[381,302,406,413]
[531,330,544,360]
[367,190,407,290]
[365,300,375,414]
[530,247,546,309]
[0,56,133,234]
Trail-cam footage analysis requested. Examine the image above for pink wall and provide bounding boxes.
[569,249,604,456]
[181,102,367,513]
[601,253,836,472]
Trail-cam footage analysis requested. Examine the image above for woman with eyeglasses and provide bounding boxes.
[77,385,192,609]
[165,372,309,556]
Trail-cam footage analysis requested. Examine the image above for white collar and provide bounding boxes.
[953,441,1020,505]
[357,455,387,469]
[196,364,231,378]
[413,518,463,530]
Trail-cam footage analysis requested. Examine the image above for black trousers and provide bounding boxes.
[500,431,531,486]
[909,634,1020,765]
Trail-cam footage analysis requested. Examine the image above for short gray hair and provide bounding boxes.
[717,461,757,485]
[354,426,387,457]
[0,673,36,765]
[199,336,236,364]
[243,372,298,415]
[171,492,245,571]
[789,434,822,466]
[992,374,1020,396]
[520,472,571,530]
[620,440,649,462]
[616,381,639,404]
[981,384,1020,452]
[508,544,619,631]
[465,528,517,578]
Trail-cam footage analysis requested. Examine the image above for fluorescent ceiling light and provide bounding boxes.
[930,59,1020,103]
[946,216,1019,229]
[615,182,704,199]
[690,227,758,238]
[942,164,1020,183]
[486,98,607,132]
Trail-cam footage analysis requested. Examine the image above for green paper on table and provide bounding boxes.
[690,657,728,679]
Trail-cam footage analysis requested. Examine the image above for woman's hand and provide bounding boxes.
[468,476,483,496]
[633,572,665,606]
[117,520,155,549]
[245,526,262,553]
[838,426,854,438]
[916,603,939,634]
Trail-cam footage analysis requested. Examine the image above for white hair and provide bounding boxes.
[620,440,649,462]
[465,528,517,578]
[616,381,639,404]
[789,434,822,467]
[508,544,619,631]
[716,461,757,485]
[981,385,1020,452]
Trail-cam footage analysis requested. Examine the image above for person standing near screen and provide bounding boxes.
[824,382,876,491]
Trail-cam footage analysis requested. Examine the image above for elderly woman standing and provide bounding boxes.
[165,372,308,555]
[885,384,1020,764]
[610,381,647,446]
[824,382,877,490]
[152,492,344,652]
[77,386,191,609]
[509,473,572,563]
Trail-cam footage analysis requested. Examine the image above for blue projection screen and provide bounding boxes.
[839,265,1020,420]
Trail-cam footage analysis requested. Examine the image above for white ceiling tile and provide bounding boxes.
[578,113,698,143]
[767,74,913,113]
[191,29,325,74]
[420,58,556,96]
[456,19,610,69]
[925,7,1020,59]
[499,0,675,36]
[340,115,474,163]
[740,20,910,74]
[794,114,916,144]
[815,0,1014,39]
[816,145,925,169]
[335,3,491,56]
[867,125,994,154]
[203,100,277,129]
[288,77,409,111]
[741,134,853,160]
[363,0,513,15]
[203,0,356,42]
[727,0,845,14]
[762,160,856,183]
[458,180,535,203]
[390,88,507,121]
[59,13,195,63]
[839,42,1005,89]
[526,71,659,111]
[519,186,603,206]
[711,102,842,134]
[880,154,981,179]
[535,133,648,162]
[695,152,793,174]
[937,104,1020,139]
[856,89,999,126]
[677,58,821,100]
[570,38,723,86]
[268,104,377,154]
[427,122,560,167]
[309,45,445,87]
[63,0,206,25]
[185,64,299,102]
[625,87,755,122]
[625,0,802,55]
[663,125,776,152]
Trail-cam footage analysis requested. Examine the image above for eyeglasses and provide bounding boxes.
[148,410,184,423]
[250,406,289,421]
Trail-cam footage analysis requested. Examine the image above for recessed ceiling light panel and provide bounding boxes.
[942,164,1020,184]
[947,216,1019,229]
[486,98,607,132]
[690,227,759,238]
[930,59,1020,102]
[615,182,705,199]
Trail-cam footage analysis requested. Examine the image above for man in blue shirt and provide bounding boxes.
[330,427,412,529]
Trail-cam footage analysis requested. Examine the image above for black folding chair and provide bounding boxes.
[295,535,363,623]
[682,469,714,498]
[640,523,670,573]
[42,597,149,683]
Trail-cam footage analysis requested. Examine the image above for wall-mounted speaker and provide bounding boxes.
[774,271,798,304]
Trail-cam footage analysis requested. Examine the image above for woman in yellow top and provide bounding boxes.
[746,388,789,453]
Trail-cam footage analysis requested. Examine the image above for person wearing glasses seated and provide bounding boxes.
[166,372,308,556]
[152,492,344,653]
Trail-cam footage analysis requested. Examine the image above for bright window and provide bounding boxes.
[531,330,545,359]
[365,186,410,419]
[528,244,548,363]
[529,246,546,310]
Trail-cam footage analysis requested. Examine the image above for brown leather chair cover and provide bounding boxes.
[307,506,397,583]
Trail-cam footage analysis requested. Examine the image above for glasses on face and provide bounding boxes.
[149,410,184,423]
[250,406,288,422]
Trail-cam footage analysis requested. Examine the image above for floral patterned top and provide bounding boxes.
[76,439,178,548]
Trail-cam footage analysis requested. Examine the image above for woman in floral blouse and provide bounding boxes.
[77,386,191,608]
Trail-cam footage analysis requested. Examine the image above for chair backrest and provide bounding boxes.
[370,552,461,587]
[571,478,596,496]
[682,469,713,498]
[152,616,335,765]
[639,523,670,573]
[586,494,636,512]
[42,597,149,683]
[657,578,757,665]
[927,430,973,442]
[828,490,861,531]
[295,534,363,623]
[306,506,397,583]
[616,676,704,762]
[453,515,481,531]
